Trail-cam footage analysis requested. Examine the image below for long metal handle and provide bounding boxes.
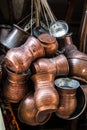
[40,0,56,23]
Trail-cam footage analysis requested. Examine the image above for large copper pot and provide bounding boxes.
[1,24,29,53]
[31,73,59,115]
[55,78,80,119]
[4,36,45,73]
[18,91,51,126]
[2,68,30,103]
[31,54,69,76]
[38,33,58,56]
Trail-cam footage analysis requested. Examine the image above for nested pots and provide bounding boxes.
[38,33,58,56]
[4,36,45,73]
[31,73,59,115]
[2,68,30,103]
[55,78,80,119]
[18,91,51,126]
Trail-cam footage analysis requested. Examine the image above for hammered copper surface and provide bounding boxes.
[32,54,69,76]
[55,78,80,119]
[4,36,45,73]
[31,73,59,114]
[2,68,29,103]
[18,91,51,126]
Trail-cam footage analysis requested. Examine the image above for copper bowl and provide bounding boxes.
[18,91,51,126]
[38,33,58,56]
[68,58,87,83]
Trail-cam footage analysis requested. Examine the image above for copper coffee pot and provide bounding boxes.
[64,34,87,59]
[64,34,87,83]
[4,36,45,73]
[55,78,80,119]
[31,54,69,76]
[2,68,30,103]
[31,73,59,115]
[18,91,51,126]
[38,33,58,57]
[1,24,29,53]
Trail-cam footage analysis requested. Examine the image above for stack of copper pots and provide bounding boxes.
[1,29,86,126]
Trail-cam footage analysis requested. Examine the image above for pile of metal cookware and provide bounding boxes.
[0,0,87,126]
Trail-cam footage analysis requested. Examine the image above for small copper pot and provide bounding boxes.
[2,68,30,103]
[4,36,45,73]
[31,73,59,114]
[38,33,58,56]
[18,91,51,126]
[68,58,87,83]
[31,54,69,76]
[55,78,80,119]
[1,24,29,53]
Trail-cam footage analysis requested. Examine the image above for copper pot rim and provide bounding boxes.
[38,33,57,44]
[55,86,86,120]
[54,78,80,90]
[13,24,29,35]
[67,57,87,61]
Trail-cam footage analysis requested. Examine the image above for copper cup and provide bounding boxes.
[31,73,59,114]
[1,24,29,53]
[31,54,69,76]
[55,78,80,119]
[38,33,58,57]
[18,91,51,126]
[4,36,45,73]
[2,68,30,103]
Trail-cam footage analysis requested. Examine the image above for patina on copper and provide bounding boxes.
[4,36,45,73]
[55,78,80,119]
[31,54,69,76]
[38,33,58,56]
[31,73,59,115]
[2,68,30,103]
[18,91,51,126]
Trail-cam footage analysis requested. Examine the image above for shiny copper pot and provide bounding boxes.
[18,91,51,126]
[2,68,30,103]
[38,33,58,56]
[55,78,80,119]
[31,73,59,114]
[1,24,29,53]
[31,54,69,76]
[4,36,45,73]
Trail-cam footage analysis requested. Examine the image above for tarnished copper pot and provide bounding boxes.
[1,24,29,53]
[4,36,45,73]
[2,68,30,103]
[18,91,51,126]
[31,73,59,114]
[68,58,87,83]
[55,78,80,119]
[38,33,58,56]
[31,54,69,76]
